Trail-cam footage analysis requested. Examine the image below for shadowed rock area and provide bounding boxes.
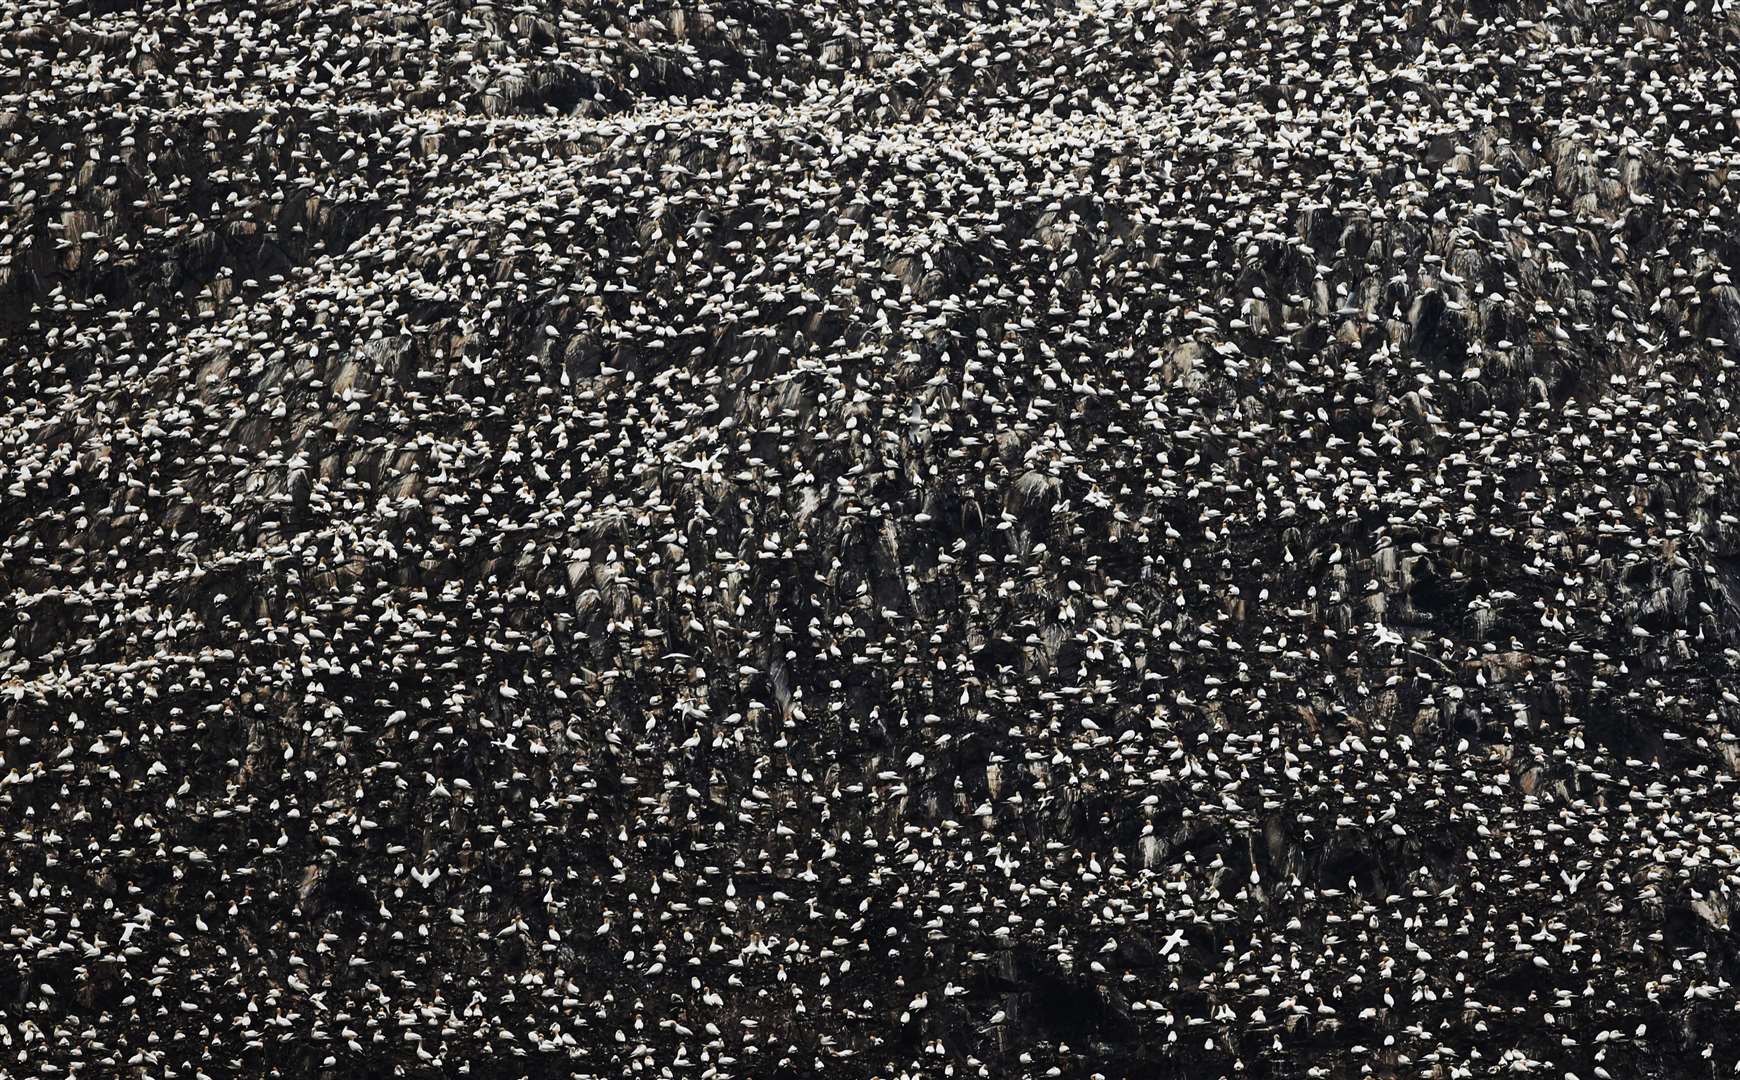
[3,0,1740,1077]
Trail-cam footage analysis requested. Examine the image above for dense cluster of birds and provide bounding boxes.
[3,0,1740,1076]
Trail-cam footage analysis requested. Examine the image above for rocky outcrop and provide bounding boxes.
[3,0,1740,1078]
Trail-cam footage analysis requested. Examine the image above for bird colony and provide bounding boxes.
[3,0,1740,1076]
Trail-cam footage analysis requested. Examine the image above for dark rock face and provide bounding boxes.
[4,0,1740,1077]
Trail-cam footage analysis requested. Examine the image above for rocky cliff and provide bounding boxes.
[4,0,1740,1077]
